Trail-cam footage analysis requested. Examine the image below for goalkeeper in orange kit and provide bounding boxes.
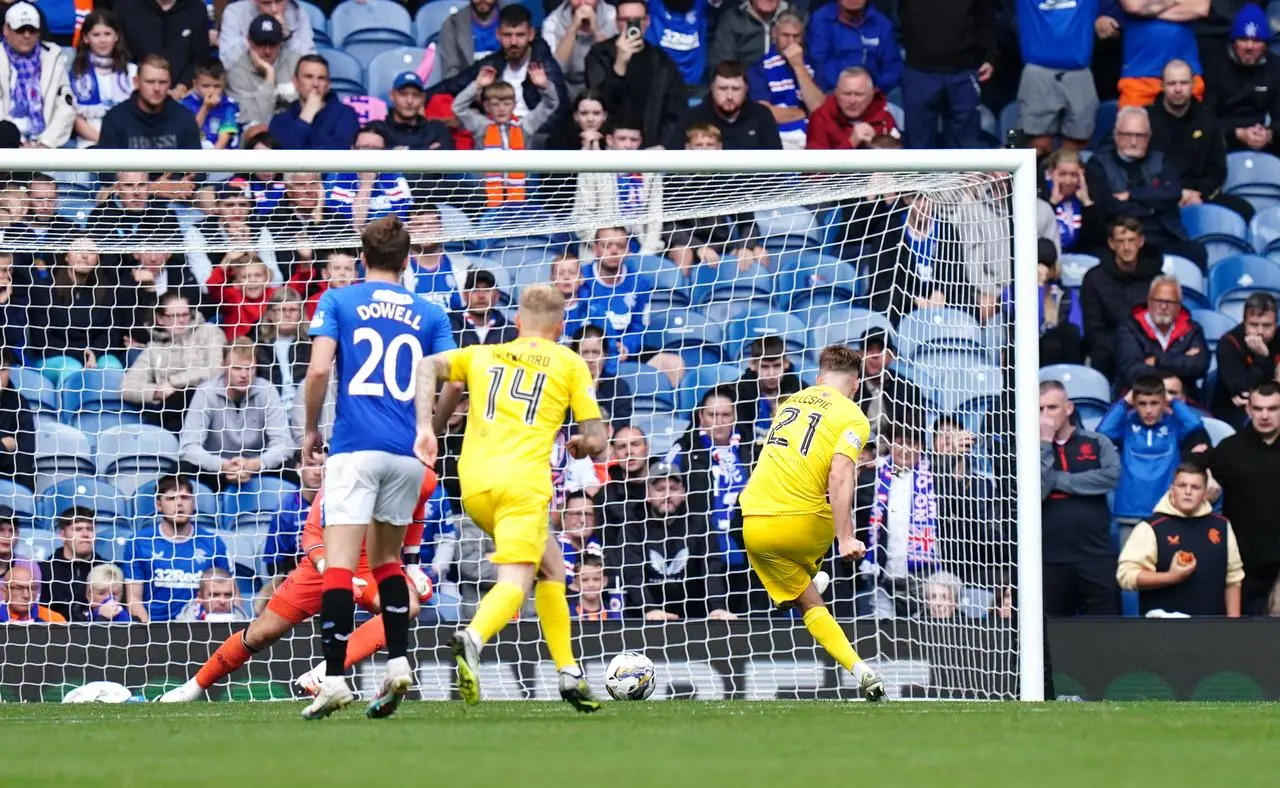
[159,469,439,703]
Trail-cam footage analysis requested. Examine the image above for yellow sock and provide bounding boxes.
[534,580,576,671]
[803,606,860,672]
[469,581,526,645]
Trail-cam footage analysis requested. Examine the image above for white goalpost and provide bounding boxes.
[0,148,1043,702]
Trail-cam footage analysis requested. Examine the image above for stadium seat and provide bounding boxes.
[1090,100,1118,149]
[615,361,676,412]
[1058,253,1100,289]
[1039,363,1112,421]
[978,103,999,146]
[59,367,130,417]
[1182,203,1252,265]
[415,0,465,44]
[1202,417,1236,447]
[33,422,95,493]
[726,310,807,361]
[644,265,691,310]
[72,410,146,450]
[1192,309,1237,353]
[16,528,57,562]
[95,424,181,478]
[896,307,983,360]
[690,259,772,305]
[1225,151,1280,211]
[755,206,820,251]
[316,46,366,96]
[94,525,133,564]
[366,46,438,99]
[1208,254,1280,321]
[629,412,688,457]
[808,306,892,350]
[220,476,301,531]
[0,479,36,530]
[675,362,743,415]
[134,478,219,530]
[331,0,414,45]
[772,251,856,312]
[221,527,271,579]
[885,101,905,132]
[998,102,1019,142]
[916,354,1003,417]
[11,365,59,414]
[300,0,331,46]
[35,477,129,531]
[1162,254,1209,309]
[1250,205,1280,257]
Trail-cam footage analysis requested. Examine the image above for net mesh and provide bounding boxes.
[0,162,1021,703]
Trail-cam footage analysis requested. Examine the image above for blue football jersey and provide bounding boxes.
[310,281,456,457]
[123,526,231,622]
[418,483,457,566]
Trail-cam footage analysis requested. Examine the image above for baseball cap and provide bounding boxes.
[248,13,284,45]
[5,2,40,31]
[465,268,497,290]
[392,71,425,92]
[648,461,684,482]
[217,177,253,201]
[1232,4,1268,40]
[0,504,16,523]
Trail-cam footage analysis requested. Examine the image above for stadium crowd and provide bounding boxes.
[0,0,1278,631]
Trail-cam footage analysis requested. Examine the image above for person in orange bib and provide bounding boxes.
[158,469,439,702]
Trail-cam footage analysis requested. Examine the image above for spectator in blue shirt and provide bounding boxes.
[123,475,231,623]
[403,205,463,312]
[748,11,825,151]
[324,125,413,231]
[552,252,590,341]
[577,226,663,373]
[181,58,240,149]
[417,484,459,607]
[1016,0,1099,156]
[268,54,359,151]
[805,0,902,95]
[646,0,709,86]
[439,0,502,79]
[1098,373,1209,528]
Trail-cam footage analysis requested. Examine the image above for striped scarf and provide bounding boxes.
[5,40,44,138]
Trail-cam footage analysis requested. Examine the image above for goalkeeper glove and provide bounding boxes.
[405,564,434,603]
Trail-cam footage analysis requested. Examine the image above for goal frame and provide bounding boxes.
[0,147,1043,701]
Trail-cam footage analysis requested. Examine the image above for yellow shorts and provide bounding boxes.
[743,513,834,605]
[462,485,552,565]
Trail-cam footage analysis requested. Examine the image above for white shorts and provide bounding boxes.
[323,451,425,527]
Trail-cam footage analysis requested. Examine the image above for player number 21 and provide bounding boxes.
[766,407,822,456]
[348,327,424,402]
[485,365,548,424]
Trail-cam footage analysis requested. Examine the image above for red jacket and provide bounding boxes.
[206,266,277,340]
[805,91,900,150]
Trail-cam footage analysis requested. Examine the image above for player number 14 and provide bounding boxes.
[485,365,548,424]
[766,407,822,456]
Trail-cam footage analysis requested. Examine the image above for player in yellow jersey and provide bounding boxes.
[412,284,608,712]
[739,344,886,701]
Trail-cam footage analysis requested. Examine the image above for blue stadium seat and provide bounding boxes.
[917,354,1002,416]
[1091,100,1118,149]
[1202,417,1236,447]
[644,265,691,310]
[772,251,856,312]
[690,259,772,305]
[1039,363,1112,422]
[33,422,95,493]
[885,101,904,132]
[755,206,820,252]
[615,361,676,412]
[72,410,145,450]
[220,476,301,531]
[896,307,984,360]
[727,310,807,361]
[1183,203,1252,265]
[978,103,998,146]
[809,306,892,351]
[331,0,414,45]
[134,478,219,530]
[59,367,129,416]
[35,477,130,531]
[366,46,437,99]
[300,0,331,46]
[11,365,59,414]
[998,102,1019,141]
[1162,254,1208,309]
[1058,253,1100,289]
[661,308,725,367]
[628,412,688,457]
[95,424,180,476]
[1208,254,1280,321]
[675,362,743,416]
[221,527,271,579]
[415,0,465,45]
[1225,151,1280,212]
[316,46,366,96]
[0,479,35,530]
[16,528,58,562]
[1250,205,1280,256]
[95,525,133,564]
[1192,309,1237,353]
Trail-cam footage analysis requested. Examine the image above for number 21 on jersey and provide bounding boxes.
[766,407,822,456]
[348,327,424,402]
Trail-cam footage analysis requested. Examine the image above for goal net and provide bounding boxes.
[0,149,1041,703]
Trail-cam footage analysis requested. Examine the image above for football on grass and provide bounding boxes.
[605,652,657,701]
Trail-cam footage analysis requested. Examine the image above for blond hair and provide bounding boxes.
[519,284,567,330]
[87,563,125,597]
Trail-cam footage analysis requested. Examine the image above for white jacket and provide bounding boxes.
[0,42,75,148]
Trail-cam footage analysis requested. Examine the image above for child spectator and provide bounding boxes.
[571,115,664,255]
[1098,374,1209,531]
[571,551,623,620]
[288,248,358,320]
[573,324,632,427]
[206,256,277,339]
[181,58,240,150]
[0,353,34,491]
[324,124,414,230]
[552,252,588,339]
[69,10,137,148]
[1040,148,1105,255]
[77,563,132,622]
[452,64,561,208]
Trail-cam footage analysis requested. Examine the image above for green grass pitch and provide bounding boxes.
[5,701,1280,787]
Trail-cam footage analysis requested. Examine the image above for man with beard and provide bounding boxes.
[1209,4,1280,155]
[1114,275,1210,399]
[613,462,733,620]
[98,55,202,153]
[384,72,453,152]
[593,425,651,539]
[667,60,781,150]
